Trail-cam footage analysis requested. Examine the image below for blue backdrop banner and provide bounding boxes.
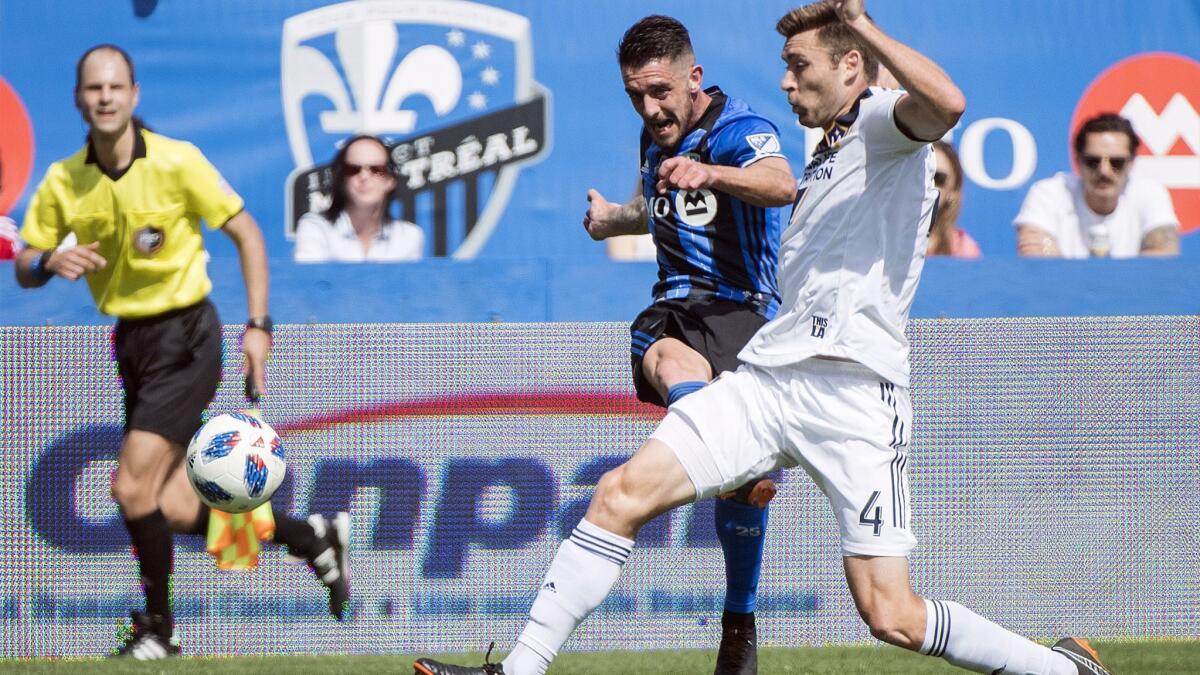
[1,1,1198,322]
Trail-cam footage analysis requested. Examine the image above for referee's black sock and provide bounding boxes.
[272,508,318,556]
[123,510,174,633]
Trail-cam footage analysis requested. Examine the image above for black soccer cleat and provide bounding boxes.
[305,512,351,620]
[111,611,181,660]
[1052,637,1111,675]
[413,659,504,675]
[714,609,758,675]
[415,643,505,674]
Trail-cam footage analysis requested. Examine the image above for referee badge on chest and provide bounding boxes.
[134,226,165,255]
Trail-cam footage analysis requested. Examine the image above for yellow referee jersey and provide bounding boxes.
[20,129,244,318]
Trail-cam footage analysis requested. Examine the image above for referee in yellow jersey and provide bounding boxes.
[15,45,349,659]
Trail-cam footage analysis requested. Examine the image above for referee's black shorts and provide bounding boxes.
[629,296,769,407]
[112,299,222,446]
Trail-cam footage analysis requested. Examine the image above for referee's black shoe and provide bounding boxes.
[111,611,180,660]
[305,512,350,620]
[715,609,758,675]
[1052,637,1111,675]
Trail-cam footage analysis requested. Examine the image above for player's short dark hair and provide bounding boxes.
[1074,113,1140,156]
[324,134,399,223]
[776,2,879,83]
[617,15,694,70]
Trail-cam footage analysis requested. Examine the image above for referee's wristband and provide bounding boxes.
[245,315,274,334]
[30,251,54,283]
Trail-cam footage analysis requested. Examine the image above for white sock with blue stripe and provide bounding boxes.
[505,519,634,675]
[920,599,1075,674]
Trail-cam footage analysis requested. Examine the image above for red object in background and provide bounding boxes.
[1072,53,1200,234]
[0,216,19,260]
[0,77,35,218]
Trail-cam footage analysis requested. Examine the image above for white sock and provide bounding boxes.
[503,519,634,675]
[921,599,1075,675]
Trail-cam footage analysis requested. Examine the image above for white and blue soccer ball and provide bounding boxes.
[185,412,286,513]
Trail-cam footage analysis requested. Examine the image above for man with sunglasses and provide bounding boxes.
[1014,112,1179,257]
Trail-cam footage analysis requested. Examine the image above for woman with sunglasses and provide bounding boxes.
[927,141,981,258]
[294,134,424,261]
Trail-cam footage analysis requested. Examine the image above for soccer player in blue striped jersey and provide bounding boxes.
[581,16,796,675]
[585,16,795,675]
[414,16,794,675]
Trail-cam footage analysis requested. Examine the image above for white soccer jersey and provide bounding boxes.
[739,88,936,387]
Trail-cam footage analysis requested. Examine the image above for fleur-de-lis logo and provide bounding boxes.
[284,19,462,158]
[282,0,551,258]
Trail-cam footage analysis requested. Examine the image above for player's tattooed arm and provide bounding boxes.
[584,183,649,240]
[1139,225,1180,256]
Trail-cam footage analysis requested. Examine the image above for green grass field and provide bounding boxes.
[4,640,1199,674]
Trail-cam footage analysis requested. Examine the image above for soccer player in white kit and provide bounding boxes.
[413,2,1111,674]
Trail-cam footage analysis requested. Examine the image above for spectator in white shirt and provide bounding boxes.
[1014,113,1180,258]
[294,134,423,262]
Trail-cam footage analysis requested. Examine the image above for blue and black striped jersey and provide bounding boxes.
[641,86,786,318]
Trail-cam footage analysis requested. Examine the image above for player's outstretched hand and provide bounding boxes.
[831,0,866,23]
[583,188,622,240]
[656,156,715,195]
[47,241,107,281]
[242,328,271,398]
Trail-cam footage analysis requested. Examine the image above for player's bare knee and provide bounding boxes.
[590,467,628,517]
[654,356,708,387]
[111,472,153,512]
[588,466,646,529]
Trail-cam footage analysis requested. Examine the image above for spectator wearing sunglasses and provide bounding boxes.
[1013,113,1179,258]
[928,141,981,258]
[294,134,424,262]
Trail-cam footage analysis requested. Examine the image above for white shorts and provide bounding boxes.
[650,358,917,557]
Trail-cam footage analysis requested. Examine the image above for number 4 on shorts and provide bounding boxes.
[859,490,883,536]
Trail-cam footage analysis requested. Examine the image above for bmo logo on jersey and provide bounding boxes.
[670,151,718,226]
[674,189,718,226]
[280,0,551,257]
[647,190,717,226]
[1072,52,1200,233]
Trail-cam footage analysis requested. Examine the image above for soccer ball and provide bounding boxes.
[186,412,286,513]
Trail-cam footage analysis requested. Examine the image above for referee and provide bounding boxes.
[15,45,349,659]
